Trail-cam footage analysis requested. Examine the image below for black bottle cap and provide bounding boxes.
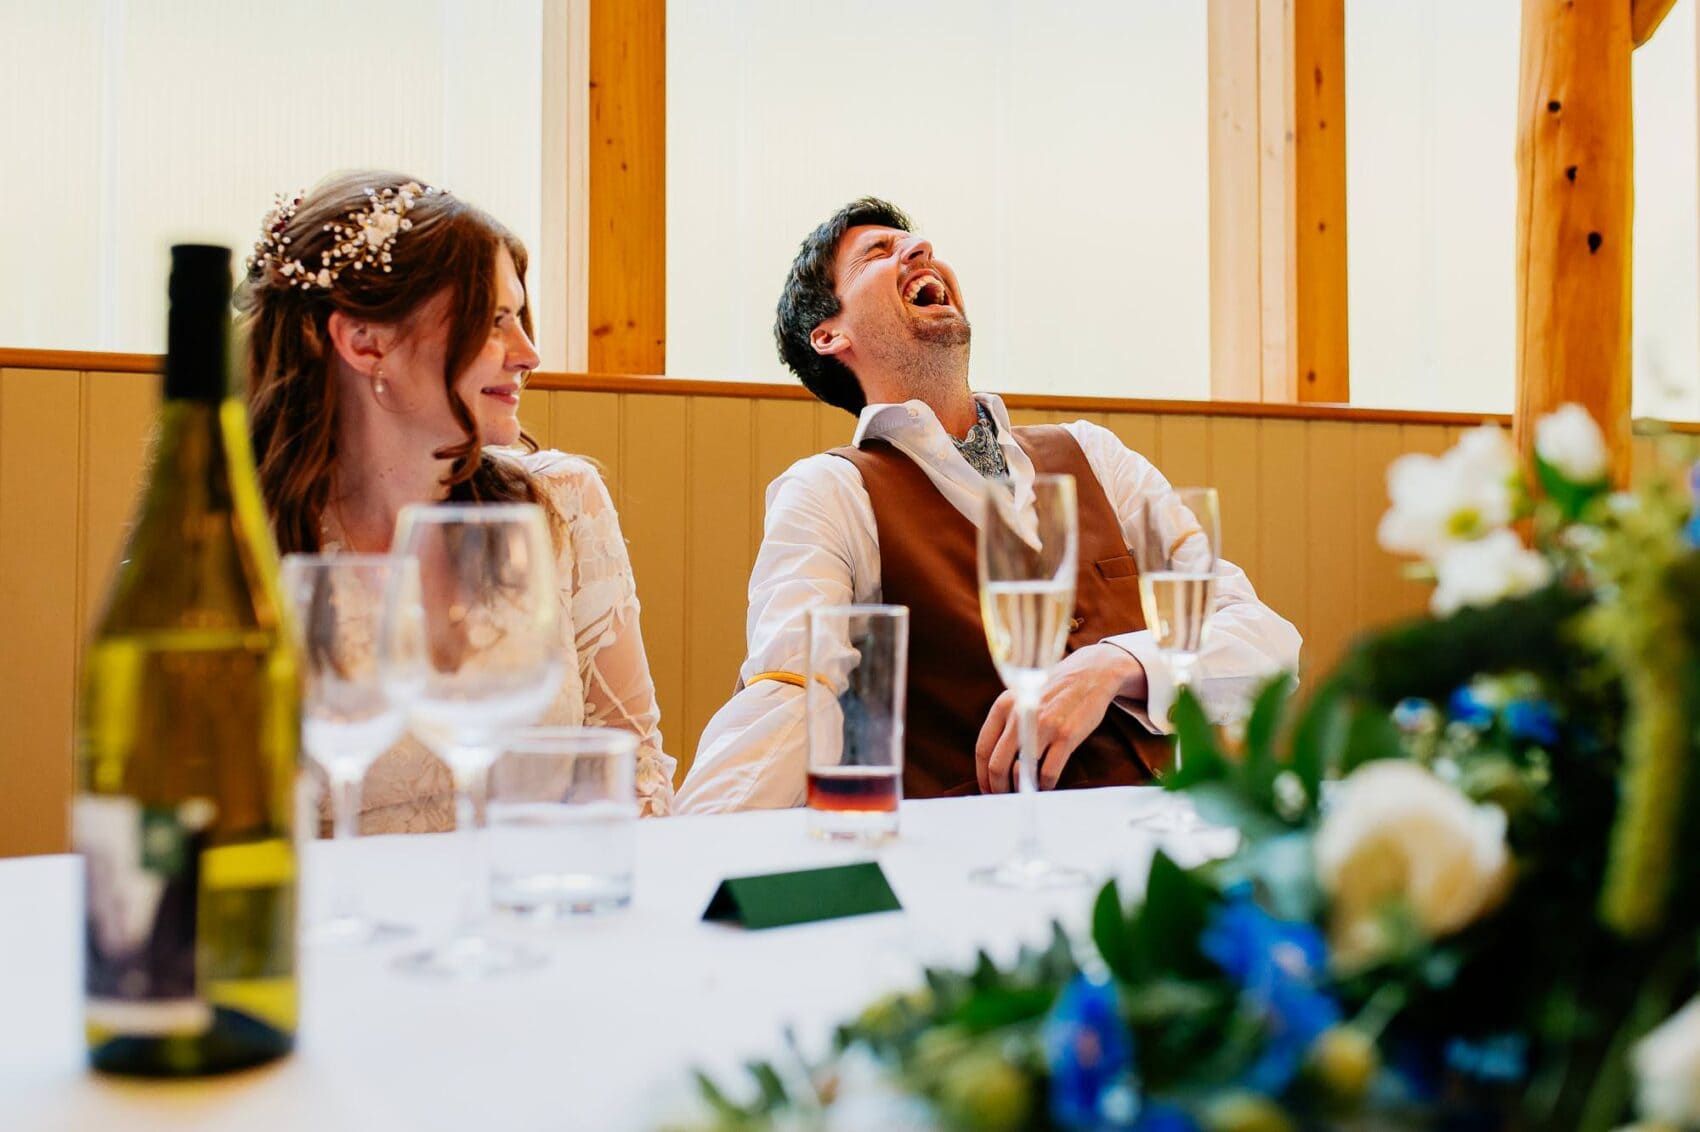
[165,244,234,401]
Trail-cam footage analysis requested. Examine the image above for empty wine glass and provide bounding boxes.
[381,503,563,978]
[1131,486,1221,834]
[971,473,1088,889]
[281,554,416,946]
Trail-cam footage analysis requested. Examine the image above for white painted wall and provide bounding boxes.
[0,0,543,355]
[1347,0,1699,418]
[666,0,1212,400]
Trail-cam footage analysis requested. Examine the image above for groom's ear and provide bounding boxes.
[810,322,850,358]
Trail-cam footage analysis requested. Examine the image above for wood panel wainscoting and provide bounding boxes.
[4,350,1697,858]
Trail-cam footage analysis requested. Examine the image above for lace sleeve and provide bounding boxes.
[531,453,677,816]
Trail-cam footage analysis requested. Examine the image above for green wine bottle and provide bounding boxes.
[75,245,299,1076]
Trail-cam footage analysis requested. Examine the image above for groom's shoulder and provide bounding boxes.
[764,450,867,510]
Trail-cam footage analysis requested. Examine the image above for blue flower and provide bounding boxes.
[1444,1033,1528,1085]
[1447,685,1495,730]
[1502,699,1559,746]
[1132,1101,1200,1131]
[1687,462,1700,548]
[1044,974,1138,1130]
[1201,899,1342,1095]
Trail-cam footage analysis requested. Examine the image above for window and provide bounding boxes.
[0,0,545,355]
[666,0,1211,398]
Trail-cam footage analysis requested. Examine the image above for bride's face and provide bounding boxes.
[381,245,541,449]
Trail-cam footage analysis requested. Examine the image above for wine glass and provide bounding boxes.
[971,473,1088,889]
[1131,486,1222,834]
[282,554,417,946]
[380,503,563,978]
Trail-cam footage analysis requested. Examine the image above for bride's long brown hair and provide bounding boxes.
[238,170,547,554]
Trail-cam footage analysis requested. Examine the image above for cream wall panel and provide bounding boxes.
[517,386,553,450]
[1301,421,1358,677]
[1102,413,1163,465]
[618,396,689,764]
[1208,416,1262,576]
[1157,415,1212,488]
[0,371,84,857]
[751,400,819,560]
[682,398,754,779]
[1255,419,1310,657]
[1351,423,1424,638]
[550,391,623,507]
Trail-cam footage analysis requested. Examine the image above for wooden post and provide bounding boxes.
[588,0,666,374]
[1292,0,1349,403]
[1208,0,1348,404]
[1513,0,1634,482]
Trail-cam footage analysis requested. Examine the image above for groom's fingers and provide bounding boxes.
[976,692,1019,793]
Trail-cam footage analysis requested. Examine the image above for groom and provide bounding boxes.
[676,199,1301,813]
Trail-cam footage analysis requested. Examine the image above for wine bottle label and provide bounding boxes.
[75,795,218,1036]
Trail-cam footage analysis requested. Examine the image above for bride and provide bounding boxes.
[238,170,675,825]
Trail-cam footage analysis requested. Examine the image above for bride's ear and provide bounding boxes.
[326,310,389,377]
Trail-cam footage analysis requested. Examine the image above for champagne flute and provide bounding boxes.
[971,473,1088,889]
[381,503,562,978]
[281,554,415,946]
[1131,486,1221,834]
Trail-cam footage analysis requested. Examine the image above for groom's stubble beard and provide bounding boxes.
[880,313,972,397]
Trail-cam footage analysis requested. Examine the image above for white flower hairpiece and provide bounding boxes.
[247,181,442,291]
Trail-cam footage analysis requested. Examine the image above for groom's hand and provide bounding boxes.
[975,643,1148,793]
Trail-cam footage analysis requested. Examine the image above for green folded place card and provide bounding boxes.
[702,861,902,930]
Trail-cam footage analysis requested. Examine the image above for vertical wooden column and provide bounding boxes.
[1208,0,1348,404]
[1292,0,1349,402]
[1513,0,1636,482]
[588,0,666,374]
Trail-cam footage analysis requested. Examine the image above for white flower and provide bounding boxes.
[1535,402,1609,484]
[1430,530,1552,616]
[1314,761,1511,965]
[1635,997,1700,1126]
[1377,427,1518,560]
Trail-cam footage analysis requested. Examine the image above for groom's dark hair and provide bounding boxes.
[774,197,913,416]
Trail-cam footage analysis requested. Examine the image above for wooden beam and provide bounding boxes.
[1257,0,1299,402]
[587,0,666,374]
[1633,0,1681,47]
[541,0,590,372]
[1207,0,1348,404]
[1209,0,1264,402]
[1514,0,1634,482]
[1292,0,1349,402]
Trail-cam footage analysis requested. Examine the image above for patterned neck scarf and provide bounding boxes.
[952,401,1009,480]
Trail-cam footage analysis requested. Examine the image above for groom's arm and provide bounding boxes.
[675,455,876,814]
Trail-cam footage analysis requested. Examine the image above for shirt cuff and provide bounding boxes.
[1100,630,1175,735]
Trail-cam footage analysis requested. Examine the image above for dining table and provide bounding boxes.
[1,787,1235,1131]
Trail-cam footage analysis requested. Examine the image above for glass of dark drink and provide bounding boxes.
[805,604,909,842]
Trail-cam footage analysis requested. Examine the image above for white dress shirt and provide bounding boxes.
[675,393,1302,813]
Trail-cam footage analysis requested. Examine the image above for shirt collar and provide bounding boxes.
[851,391,1013,447]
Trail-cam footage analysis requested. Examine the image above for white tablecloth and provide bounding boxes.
[0,788,1232,1132]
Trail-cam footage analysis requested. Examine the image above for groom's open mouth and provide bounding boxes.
[901,269,953,311]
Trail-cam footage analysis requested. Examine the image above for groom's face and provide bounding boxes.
[823,225,970,361]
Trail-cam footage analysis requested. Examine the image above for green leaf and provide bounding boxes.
[1186,782,1287,843]
[744,1061,788,1111]
[693,1069,750,1120]
[1534,452,1609,523]
[949,985,1060,1032]
[1215,831,1321,922]
[1289,681,1347,799]
[1337,700,1405,774]
[1092,880,1136,984]
[1129,851,1218,981]
[1241,674,1297,806]
[1167,688,1230,790]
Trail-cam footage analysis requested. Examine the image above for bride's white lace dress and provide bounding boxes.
[332,449,676,830]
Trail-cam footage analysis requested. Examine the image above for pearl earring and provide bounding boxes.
[372,365,388,396]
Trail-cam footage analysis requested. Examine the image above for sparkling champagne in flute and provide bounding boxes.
[281,554,415,946]
[971,474,1088,889]
[1132,486,1221,833]
[381,503,562,978]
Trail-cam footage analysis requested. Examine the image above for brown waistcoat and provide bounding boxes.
[831,425,1171,799]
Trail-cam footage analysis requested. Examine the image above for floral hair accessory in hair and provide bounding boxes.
[247,181,442,291]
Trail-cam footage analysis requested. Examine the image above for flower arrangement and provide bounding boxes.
[677,405,1700,1132]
